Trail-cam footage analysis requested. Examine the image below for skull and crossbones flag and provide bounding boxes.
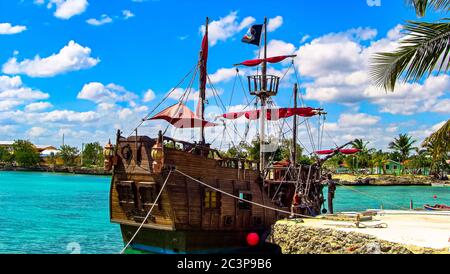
[241,24,263,46]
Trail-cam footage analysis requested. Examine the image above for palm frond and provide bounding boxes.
[423,119,450,159]
[369,20,450,91]
[405,0,450,17]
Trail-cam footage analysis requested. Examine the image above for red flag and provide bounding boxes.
[235,55,296,67]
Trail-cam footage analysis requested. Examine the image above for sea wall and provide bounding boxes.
[268,221,442,254]
[0,165,111,176]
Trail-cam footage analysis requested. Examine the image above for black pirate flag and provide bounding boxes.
[241,24,263,46]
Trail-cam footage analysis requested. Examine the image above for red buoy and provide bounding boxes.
[434,195,438,199]
[246,232,260,246]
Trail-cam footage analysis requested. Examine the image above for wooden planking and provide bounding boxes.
[111,136,287,233]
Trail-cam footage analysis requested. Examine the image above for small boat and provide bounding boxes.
[431,182,445,187]
[423,204,450,211]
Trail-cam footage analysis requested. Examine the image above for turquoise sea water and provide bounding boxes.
[0,171,449,254]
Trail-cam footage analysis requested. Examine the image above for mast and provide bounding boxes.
[259,17,268,172]
[292,83,298,165]
[199,17,209,144]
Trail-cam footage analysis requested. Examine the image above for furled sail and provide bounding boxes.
[149,103,217,128]
[234,55,297,67]
[220,107,319,121]
[315,148,360,155]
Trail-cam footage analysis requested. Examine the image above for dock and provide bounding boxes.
[271,210,450,254]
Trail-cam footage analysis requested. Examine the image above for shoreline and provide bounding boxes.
[0,165,112,176]
[1,168,447,185]
[333,174,445,186]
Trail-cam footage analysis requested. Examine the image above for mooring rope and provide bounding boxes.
[119,169,173,254]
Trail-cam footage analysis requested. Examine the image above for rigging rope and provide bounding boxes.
[128,64,198,138]
[119,169,173,254]
[162,65,199,136]
[174,169,316,219]
[333,180,411,211]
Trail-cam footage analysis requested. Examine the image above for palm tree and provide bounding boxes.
[370,1,450,91]
[351,139,370,172]
[58,145,79,166]
[351,139,369,151]
[423,119,450,159]
[422,120,450,176]
[389,134,417,163]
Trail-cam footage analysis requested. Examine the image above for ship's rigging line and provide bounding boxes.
[128,64,198,138]
[162,65,199,137]
[174,169,318,219]
[119,169,174,254]
[333,180,411,211]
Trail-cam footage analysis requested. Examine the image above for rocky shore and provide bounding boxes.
[269,219,448,254]
[0,165,111,176]
[333,174,444,186]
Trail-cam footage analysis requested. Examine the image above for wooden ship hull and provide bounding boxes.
[109,134,322,253]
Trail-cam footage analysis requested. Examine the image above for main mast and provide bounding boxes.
[292,83,298,165]
[259,17,268,172]
[199,17,209,144]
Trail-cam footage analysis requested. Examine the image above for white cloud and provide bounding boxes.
[0,23,27,35]
[410,121,447,143]
[265,39,296,57]
[294,25,450,114]
[200,11,255,46]
[267,16,283,32]
[122,10,135,19]
[338,113,380,127]
[77,82,137,104]
[2,40,99,77]
[0,100,22,111]
[41,0,89,20]
[143,89,156,102]
[25,102,53,112]
[433,99,450,113]
[209,68,238,84]
[167,87,222,102]
[27,127,47,137]
[300,35,310,44]
[0,75,49,103]
[86,14,113,26]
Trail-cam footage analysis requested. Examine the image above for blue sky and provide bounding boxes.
[0,0,448,152]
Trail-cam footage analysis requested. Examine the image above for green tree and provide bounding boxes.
[351,139,371,171]
[388,134,417,163]
[12,140,40,166]
[372,150,390,174]
[423,119,450,161]
[58,145,79,166]
[47,152,57,165]
[0,146,14,164]
[370,1,450,91]
[82,142,104,167]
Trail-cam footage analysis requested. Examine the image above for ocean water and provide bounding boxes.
[0,171,449,254]
[0,171,122,254]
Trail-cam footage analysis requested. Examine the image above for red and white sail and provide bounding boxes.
[234,55,296,67]
[149,103,217,128]
[220,107,319,121]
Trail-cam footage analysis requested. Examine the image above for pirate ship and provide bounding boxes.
[105,17,358,254]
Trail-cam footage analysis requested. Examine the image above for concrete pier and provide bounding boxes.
[270,210,450,254]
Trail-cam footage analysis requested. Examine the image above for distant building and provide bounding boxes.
[0,141,59,157]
